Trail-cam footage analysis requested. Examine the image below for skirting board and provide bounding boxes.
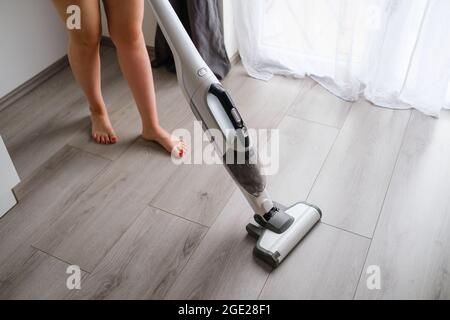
[0,55,69,112]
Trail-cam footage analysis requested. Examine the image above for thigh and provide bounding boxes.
[102,0,144,37]
[51,0,101,40]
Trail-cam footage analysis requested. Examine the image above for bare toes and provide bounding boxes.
[91,112,117,146]
[172,140,188,158]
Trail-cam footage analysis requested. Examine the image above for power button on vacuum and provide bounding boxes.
[197,68,208,77]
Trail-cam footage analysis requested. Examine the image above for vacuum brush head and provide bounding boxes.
[246,202,321,268]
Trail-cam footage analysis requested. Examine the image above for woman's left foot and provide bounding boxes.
[142,127,187,158]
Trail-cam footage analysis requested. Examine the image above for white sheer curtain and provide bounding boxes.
[233,0,450,116]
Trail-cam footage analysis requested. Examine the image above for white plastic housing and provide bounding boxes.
[257,203,321,263]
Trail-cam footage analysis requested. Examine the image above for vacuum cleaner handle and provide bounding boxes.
[208,84,245,130]
[147,0,322,267]
[146,0,218,100]
[147,0,287,221]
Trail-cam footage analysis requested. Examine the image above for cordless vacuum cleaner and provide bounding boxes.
[148,0,321,268]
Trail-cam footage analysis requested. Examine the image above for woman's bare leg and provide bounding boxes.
[51,0,117,144]
[103,0,185,155]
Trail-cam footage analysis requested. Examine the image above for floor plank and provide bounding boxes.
[260,224,370,300]
[307,101,411,237]
[68,94,140,161]
[0,248,87,300]
[267,116,338,206]
[0,91,89,180]
[33,139,182,272]
[226,65,315,130]
[150,117,236,226]
[0,48,123,180]
[166,117,337,299]
[69,206,206,300]
[355,111,450,299]
[221,63,251,93]
[0,147,108,297]
[165,190,270,300]
[151,163,235,227]
[0,146,108,264]
[288,82,353,128]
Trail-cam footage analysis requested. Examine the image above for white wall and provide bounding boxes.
[0,0,68,98]
[0,0,238,99]
[101,0,238,58]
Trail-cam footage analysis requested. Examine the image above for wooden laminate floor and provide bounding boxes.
[1,47,449,300]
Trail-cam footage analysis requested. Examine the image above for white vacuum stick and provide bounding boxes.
[147,0,321,267]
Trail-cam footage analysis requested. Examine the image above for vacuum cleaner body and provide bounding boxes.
[147,0,321,267]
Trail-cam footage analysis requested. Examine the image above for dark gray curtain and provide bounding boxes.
[152,0,231,80]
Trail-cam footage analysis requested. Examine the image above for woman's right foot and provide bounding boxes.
[141,126,187,158]
[90,112,118,145]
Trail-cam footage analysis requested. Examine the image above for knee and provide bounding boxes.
[69,29,101,49]
[109,25,144,49]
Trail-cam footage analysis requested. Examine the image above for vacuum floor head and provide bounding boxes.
[246,202,321,268]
